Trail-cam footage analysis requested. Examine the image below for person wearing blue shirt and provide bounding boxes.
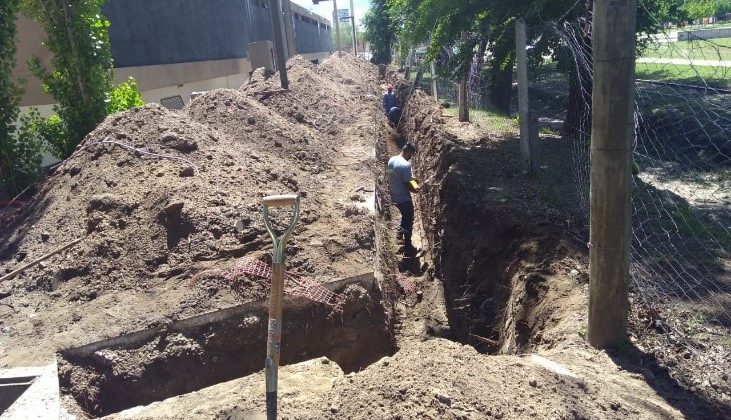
[383,84,398,115]
[383,84,403,126]
[387,142,420,247]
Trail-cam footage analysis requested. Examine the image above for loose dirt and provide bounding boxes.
[107,340,697,419]
[0,53,381,415]
[0,53,727,419]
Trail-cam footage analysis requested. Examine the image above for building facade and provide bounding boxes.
[13,0,333,115]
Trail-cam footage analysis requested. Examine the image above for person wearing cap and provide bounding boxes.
[388,142,420,247]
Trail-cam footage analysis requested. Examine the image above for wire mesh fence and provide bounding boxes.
[414,8,730,399]
[417,69,519,139]
[529,19,730,397]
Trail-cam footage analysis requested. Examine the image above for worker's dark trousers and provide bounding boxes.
[395,200,414,244]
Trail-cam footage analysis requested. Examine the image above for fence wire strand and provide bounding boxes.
[419,9,730,400]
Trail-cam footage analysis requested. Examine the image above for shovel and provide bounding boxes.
[261,194,301,420]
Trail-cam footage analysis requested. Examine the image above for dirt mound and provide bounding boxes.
[106,340,705,419]
[185,89,331,174]
[242,54,381,134]
[0,104,302,295]
[321,339,689,419]
[0,54,382,369]
[317,52,381,91]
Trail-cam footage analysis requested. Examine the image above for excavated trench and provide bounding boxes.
[58,75,581,417]
[390,84,584,355]
[58,275,395,417]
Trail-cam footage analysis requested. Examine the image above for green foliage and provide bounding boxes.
[715,0,731,15]
[683,0,716,20]
[9,109,46,190]
[0,0,23,181]
[1,0,44,194]
[387,0,688,103]
[362,0,396,64]
[21,0,113,158]
[107,77,144,114]
[37,114,68,159]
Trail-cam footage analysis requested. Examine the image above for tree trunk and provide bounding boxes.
[472,35,489,107]
[458,32,469,122]
[58,0,89,103]
[562,43,592,139]
[458,78,469,122]
[469,35,488,88]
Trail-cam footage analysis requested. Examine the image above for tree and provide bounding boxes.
[336,18,354,51]
[683,0,716,21]
[362,0,396,64]
[1,0,44,194]
[0,0,23,188]
[21,0,114,158]
[385,0,684,119]
[715,0,731,15]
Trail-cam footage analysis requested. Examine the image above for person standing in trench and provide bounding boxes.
[388,142,420,249]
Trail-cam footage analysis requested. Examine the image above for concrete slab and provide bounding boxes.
[0,362,60,419]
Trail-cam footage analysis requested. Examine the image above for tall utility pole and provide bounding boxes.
[268,0,289,89]
[349,0,358,55]
[588,0,636,348]
[314,0,341,52]
[333,0,342,52]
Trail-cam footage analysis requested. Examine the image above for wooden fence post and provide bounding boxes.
[588,0,636,348]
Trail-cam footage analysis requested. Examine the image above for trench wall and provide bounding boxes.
[396,86,585,353]
[59,276,394,417]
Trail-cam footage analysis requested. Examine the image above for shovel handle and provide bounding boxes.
[263,194,299,208]
[261,195,301,264]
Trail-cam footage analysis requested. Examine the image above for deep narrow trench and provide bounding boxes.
[383,82,583,357]
[58,276,395,417]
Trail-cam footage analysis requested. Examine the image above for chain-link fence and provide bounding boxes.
[413,9,730,403]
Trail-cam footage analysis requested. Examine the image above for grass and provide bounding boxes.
[642,38,731,61]
[634,181,731,249]
[684,310,707,330]
[442,107,518,138]
[635,62,731,88]
[578,324,587,339]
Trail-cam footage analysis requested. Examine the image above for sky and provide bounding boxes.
[290,0,371,28]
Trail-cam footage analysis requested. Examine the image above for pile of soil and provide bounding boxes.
[1,52,725,419]
[185,88,331,174]
[0,54,381,369]
[106,340,706,419]
[242,54,381,135]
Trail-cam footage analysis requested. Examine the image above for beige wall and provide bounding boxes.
[14,15,254,107]
[12,15,53,106]
[13,14,330,109]
[115,58,252,93]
